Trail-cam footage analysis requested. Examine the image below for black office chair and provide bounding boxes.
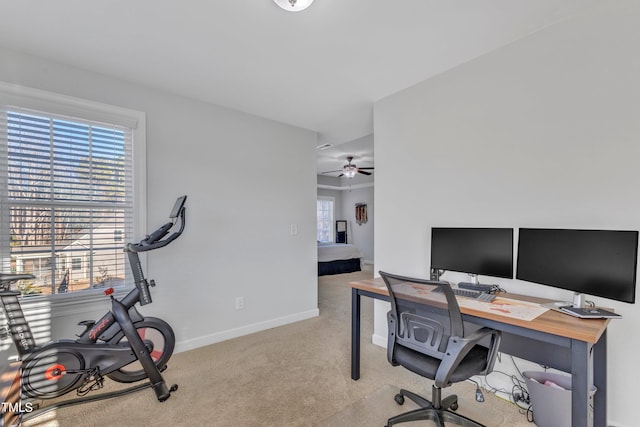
[379,271,502,427]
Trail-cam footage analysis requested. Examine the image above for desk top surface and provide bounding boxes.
[350,277,610,344]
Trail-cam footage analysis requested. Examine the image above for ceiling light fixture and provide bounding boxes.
[343,165,357,179]
[273,0,314,12]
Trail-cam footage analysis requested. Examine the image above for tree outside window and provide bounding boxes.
[2,109,134,295]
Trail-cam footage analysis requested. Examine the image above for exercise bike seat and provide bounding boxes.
[0,273,35,289]
[0,273,35,283]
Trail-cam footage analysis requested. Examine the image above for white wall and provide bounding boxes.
[373,1,639,425]
[0,46,319,353]
[340,185,374,263]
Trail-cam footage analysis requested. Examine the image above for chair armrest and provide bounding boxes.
[434,327,502,387]
[386,311,398,365]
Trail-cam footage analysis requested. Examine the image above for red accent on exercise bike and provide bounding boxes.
[104,287,114,296]
[45,364,66,381]
[89,318,109,341]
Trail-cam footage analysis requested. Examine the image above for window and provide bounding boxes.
[317,197,334,243]
[0,83,145,296]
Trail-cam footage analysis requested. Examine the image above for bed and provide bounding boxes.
[317,242,363,276]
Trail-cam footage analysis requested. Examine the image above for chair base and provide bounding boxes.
[386,385,485,427]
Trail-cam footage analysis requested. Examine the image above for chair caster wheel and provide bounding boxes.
[450,402,458,411]
[394,393,405,405]
[170,384,179,392]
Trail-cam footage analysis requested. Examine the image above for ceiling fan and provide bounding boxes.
[322,156,374,178]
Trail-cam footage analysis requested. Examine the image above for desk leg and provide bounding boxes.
[571,339,594,427]
[592,331,607,427]
[351,288,361,380]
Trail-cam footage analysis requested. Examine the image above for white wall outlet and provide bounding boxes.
[235,296,244,310]
[290,223,298,235]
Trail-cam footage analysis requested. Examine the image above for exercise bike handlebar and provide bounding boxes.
[122,196,187,306]
[126,205,186,253]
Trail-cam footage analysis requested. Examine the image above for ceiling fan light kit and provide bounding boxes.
[321,156,374,179]
[343,165,358,179]
[273,0,314,12]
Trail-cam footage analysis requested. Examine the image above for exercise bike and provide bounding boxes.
[0,195,187,415]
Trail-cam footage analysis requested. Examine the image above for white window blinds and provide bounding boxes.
[0,105,135,295]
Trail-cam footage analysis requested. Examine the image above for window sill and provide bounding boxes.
[19,287,133,318]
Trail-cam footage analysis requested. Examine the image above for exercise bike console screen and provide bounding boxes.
[516,228,638,304]
[142,196,187,246]
[170,195,187,219]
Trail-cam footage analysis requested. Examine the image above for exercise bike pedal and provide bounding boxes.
[76,367,105,396]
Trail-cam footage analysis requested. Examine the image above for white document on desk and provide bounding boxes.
[457,297,549,321]
[393,282,550,322]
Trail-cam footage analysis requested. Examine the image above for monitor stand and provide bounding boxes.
[429,268,445,281]
[572,292,587,308]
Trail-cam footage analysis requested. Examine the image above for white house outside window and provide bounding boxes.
[0,83,146,296]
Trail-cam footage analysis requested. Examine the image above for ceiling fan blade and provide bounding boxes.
[338,173,344,177]
[320,169,344,174]
[358,170,372,176]
[358,167,374,170]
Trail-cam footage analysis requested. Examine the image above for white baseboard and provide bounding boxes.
[372,333,387,348]
[174,308,320,353]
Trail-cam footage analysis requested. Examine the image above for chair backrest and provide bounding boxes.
[380,271,464,363]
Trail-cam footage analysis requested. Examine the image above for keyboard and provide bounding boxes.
[433,287,496,303]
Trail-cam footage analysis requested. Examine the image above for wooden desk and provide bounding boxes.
[350,278,610,427]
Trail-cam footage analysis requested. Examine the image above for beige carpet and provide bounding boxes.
[318,384,526,427]
[22,266,531,426]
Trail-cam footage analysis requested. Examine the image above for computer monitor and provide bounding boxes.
[516,228,638,304]
[430,228,514,283]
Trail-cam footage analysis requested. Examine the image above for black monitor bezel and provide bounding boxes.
[430,227,514,280]
[516,228,638,304]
